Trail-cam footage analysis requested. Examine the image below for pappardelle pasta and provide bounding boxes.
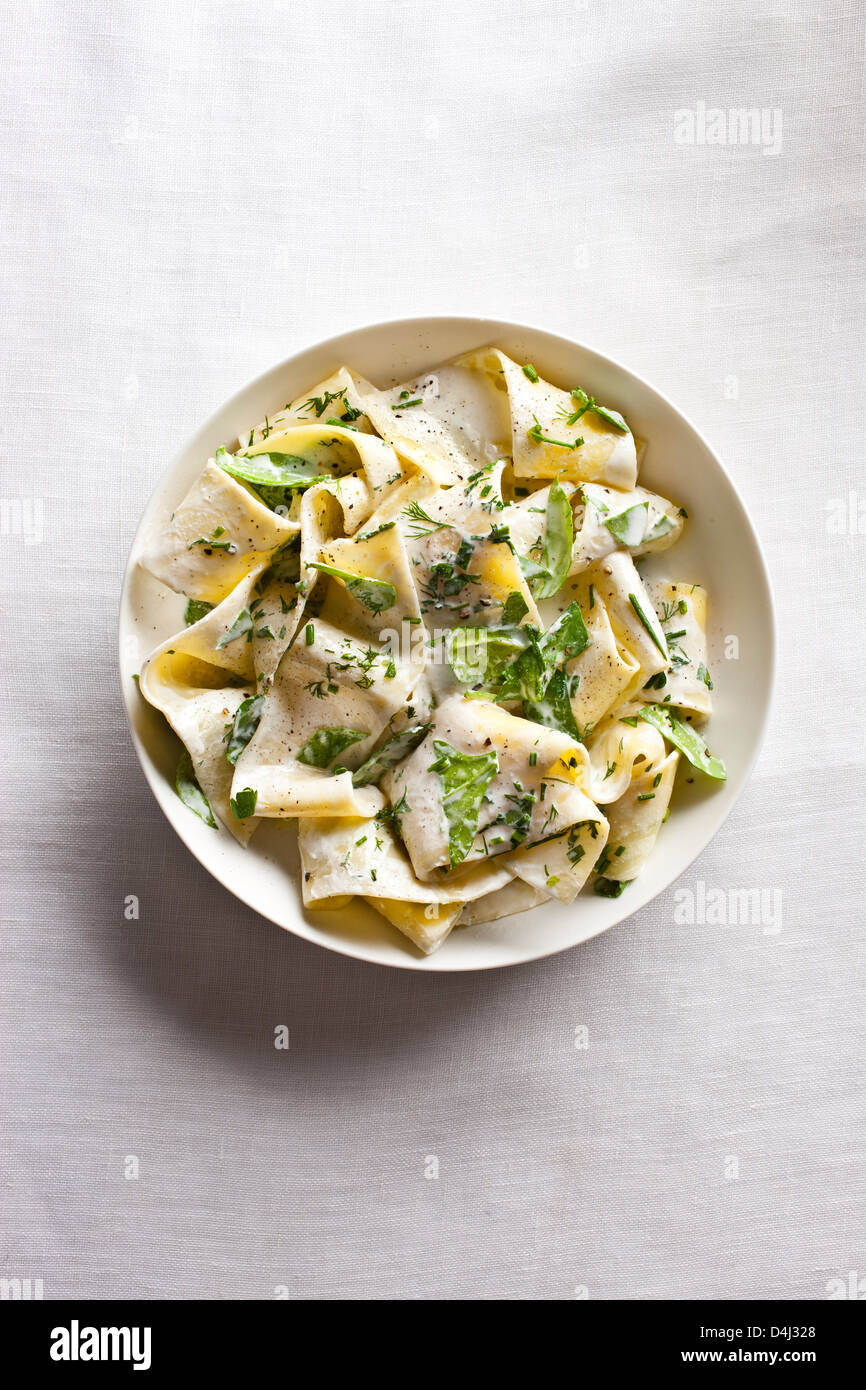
[137,348,725,954]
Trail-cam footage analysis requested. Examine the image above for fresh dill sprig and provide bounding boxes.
[402,500,448,538]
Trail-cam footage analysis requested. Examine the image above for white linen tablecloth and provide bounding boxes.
[1,0,864,1300]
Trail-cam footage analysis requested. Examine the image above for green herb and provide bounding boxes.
[566,388,630,433]
[184,598,214,625]
[466,461,505,512]
[175,750,217,828]
[225,695,264,766]
[697,662,714,690]
[638,705,726,779]
[305,623,315,645]
[216,608,254,649]
[527,415,582,451]
[299,387,352,418]
[230,787,257,819]
[519,478,574,599]
[488,522,512,547]
[188,525,236,554]
[628,592,669,658]
[377,789,411,834]
[357,520,396,540]
[297,727,369,769]
[637,793,655,802]
[352,724,432,787]
[428,740,499,868]
[502,782,536,846]
[418,536,480,613]
[594,877,629,897]
[403,500,448,538]
[522,363,540,382]
[392,395,423,410]
[307,561,397,614]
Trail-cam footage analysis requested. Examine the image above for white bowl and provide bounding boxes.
[119,316,774,971]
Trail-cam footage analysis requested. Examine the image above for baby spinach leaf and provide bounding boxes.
[594,877,629,897]
[297,726,369,769]
[448,626,529,688]
[230,787,258,819]
[427,739,499,868]
[225,695,264,766]
[352,723,432,787]
[184,598,213,625]
[216,607,253,649]
[501,590,529,624]
[539,600,590,668]
[175,751,217,828]
[523,668,582,742]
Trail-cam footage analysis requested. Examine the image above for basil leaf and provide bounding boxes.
[604,502,649,547]
[215,607,253,649]
[230,787,258,819]
[184,598,213,625]
[307,561,396,614]
[427,739,499,868]
[448,626,529,687]
[523,668,582,742]
[521,479,574,599]
[539,600,590,668]
[175,750,217,828]
[297,726,369,769]
[352,723,432,787]
[225,695,264,766]
[638,705,726,780]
